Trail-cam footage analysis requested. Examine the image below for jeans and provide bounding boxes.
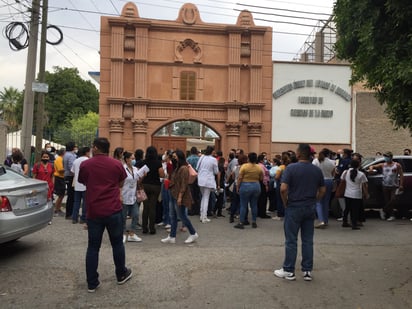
[86,211,127,289]
[315,178,333,224]
[230,189,240,218]
[169,197,196,238]
[161,184,171,225]
[64,176,74,217]
[122,202,139,233]
[239,182,261,223]
[282,205,316,273]
[72,190,86,222]
[275,180,285,217]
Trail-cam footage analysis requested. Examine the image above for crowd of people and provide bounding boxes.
[3,140,410,288]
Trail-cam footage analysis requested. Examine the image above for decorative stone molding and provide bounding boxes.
[132,118,148,133]
[236,10,255,27]
[109,118,125,133]
[121,2,139,18]
[177,3,202,25]
[175,39,202,63]
[247,122,262,136]
[123,102,134,119]
[225,121,241,136]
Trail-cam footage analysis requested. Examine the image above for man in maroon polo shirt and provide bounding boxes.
[78,137,132,292]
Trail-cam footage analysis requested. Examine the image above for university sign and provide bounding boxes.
[272,63,352,144]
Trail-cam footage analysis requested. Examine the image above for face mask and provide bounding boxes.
[171,158,177,165]
[74,149,78,154]
[131,159,136,166]
[41,159,49,164]
[46,148,52,152]
[384,156,391,162]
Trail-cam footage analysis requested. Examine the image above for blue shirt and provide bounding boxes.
[281,161,324,207]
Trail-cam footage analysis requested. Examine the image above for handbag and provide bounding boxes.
[187,164,198,184]
[136,186,148,203]
[335,171,347,198]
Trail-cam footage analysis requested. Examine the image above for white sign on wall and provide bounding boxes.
[272,62,352,144]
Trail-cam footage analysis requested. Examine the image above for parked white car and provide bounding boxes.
[0,166,53,244]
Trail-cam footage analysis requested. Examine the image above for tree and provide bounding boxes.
[0,87,23,131]
[54,111,99,146]
[333,1,412,131]
[44,67,99,136]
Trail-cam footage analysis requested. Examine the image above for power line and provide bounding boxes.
[236,2,333,17]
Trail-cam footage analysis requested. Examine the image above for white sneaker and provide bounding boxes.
[122,234,127,243]
[387,216,396,221]
[161,236,176,244]
[274,268,296,280]
[379,209,386,220]
[127,233,142,242]
[336,217,343,221]
[164,224,171,229]
[157,222,165,226]
[184,233,199,244]
[201,218,211,223]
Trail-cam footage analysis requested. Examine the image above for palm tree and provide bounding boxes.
[0,87,22,131]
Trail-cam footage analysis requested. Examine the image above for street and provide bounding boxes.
[0,211,411,309]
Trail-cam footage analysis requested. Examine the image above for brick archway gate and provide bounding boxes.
[98,2,273,156]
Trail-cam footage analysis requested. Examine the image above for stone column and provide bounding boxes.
[108,118,125,150]
[132,118,148,151]
[247,122,262,153]
[225,121,241,151]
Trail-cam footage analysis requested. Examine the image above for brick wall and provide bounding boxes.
[355,92,412,156]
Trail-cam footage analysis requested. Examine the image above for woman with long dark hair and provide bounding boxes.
[161,150,198,244]
[141,146,165,234]
[342,159,369,230]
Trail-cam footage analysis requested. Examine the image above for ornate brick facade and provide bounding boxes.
[99,2,273,155]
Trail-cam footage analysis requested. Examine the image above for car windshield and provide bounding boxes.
[0,166,27,181]
[361,157,376,169]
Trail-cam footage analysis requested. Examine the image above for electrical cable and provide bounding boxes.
[46,24,63,45]
[4,21,29,50]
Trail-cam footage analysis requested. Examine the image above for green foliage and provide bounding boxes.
[0,87,23,131]
[44,67,99,135]
[333,0,412,131]
[54,111,98,147]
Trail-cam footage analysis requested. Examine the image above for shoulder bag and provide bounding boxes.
[335,171,347,198]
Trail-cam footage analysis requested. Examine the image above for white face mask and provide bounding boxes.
[46,148,52,152]
[74,149,78,154]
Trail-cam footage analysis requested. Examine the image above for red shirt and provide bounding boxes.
[78,154,127,219]
[32,162,54,200]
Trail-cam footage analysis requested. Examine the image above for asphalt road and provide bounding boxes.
[1,209,411,309]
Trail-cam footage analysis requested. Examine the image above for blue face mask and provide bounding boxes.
[131,159,136,166]
[384,156,391,162]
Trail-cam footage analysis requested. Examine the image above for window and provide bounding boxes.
[180,71,196,100]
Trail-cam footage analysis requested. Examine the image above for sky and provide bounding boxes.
[0,0,335,91]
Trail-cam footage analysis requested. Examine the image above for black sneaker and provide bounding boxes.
[303,271,312,281]
[117,268,132,285]
[234,223,244,229]
[88,282,100,293]
[252,222,257,228]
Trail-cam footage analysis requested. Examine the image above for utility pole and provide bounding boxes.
[21,0,40,162]
[35,0,48,162]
